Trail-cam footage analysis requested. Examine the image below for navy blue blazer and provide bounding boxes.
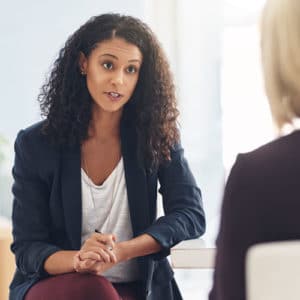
[10,120,205,300]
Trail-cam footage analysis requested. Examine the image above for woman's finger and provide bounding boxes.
[77,259,97,272]
[74,259,87,273]
[80,248,112,263]
[93,261,107,275]
[82,239,113,251]
[79,251,101,261]
[93,232,116,248]
[73,252,83,272]
[97,248,112,263]
[99,247,117,263]
[83,258,96,268]
[80,246,117,263]
[106,247,117,263]
[93,261,115,275]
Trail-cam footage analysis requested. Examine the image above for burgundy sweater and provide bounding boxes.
[210,130,300,300]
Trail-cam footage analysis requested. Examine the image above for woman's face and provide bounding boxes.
[79,37,143,114]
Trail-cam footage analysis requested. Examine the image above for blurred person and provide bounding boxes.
[10,13,205,300]
[209,0,300,299]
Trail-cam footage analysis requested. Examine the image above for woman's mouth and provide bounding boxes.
[105,91,123,101]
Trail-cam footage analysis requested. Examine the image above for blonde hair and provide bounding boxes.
[261,0,300,129]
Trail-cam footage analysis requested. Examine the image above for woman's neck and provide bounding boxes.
[89,107,122,141]
[279,117,300,137]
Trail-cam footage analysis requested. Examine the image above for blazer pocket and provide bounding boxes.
[152,259,174,285]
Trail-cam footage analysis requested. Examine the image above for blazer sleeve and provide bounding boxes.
[11,130,61,279]
[143,143,206,259]
[209,154,264,300]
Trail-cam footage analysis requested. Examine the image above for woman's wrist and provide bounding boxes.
[44,250,78,275]
[115,241,132,262]
[115,234,162,262]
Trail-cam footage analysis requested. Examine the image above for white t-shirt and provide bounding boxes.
[81,157,140,282]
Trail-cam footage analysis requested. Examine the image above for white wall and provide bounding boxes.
[176,0,223,225]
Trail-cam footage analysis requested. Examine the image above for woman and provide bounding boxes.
[209,0,300,299]
[10,13,205,300]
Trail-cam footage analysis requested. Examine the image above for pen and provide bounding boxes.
[94,229,113,251]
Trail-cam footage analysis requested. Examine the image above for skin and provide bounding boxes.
[80,37,142,115]
[79,37,143,186]
[44,38,162,276]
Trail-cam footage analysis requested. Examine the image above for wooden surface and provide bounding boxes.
[0,222,14,300]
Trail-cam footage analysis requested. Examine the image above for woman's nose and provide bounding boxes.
[111,70,124,85]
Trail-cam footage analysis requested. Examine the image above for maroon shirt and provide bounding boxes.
[210,130,300,300]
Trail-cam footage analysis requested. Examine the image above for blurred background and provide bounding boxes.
[0,0,272,298]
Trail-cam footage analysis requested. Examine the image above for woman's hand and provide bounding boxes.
[73,251,116,275]
[73,232,118,275]
[81,232,117,263]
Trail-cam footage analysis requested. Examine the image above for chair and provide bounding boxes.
[0,218,14,300]
[246,241,300,300]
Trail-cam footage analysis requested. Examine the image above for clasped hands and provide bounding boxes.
[73,232,119,275]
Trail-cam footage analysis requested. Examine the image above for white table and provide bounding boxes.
[171,238,216,269]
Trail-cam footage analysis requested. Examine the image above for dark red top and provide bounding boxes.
[210,130,300,300]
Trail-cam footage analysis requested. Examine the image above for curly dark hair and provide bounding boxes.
[39,13,179,170]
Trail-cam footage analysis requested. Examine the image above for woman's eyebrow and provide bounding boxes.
[99,53,118,60]
[99,53,141,63]
[128,59,141,63]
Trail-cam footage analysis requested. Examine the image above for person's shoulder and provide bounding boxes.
[17,120,45,140]
[15,120,59,156]
[170,141,183,155]
[240,131,300,164]
[233,131,300,182]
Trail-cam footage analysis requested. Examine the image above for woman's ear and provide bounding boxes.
[79,52,87,75]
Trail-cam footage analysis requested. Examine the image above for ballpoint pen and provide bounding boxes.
[95,229,113,251]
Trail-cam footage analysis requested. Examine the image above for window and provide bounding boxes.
[223,1,273,174]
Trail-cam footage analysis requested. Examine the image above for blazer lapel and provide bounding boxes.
[121,123,152,286]
[121,125,150,236]
[61,144,82,249]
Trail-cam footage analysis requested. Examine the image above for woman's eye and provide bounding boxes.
[103,62,113,70]
[127,66,137,74]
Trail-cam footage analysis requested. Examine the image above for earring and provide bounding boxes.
[81,70,86,75]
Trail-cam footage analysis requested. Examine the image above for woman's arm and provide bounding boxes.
[45,232,118,275]
[116,233,162,261]
[11,130,62,278]
[74,233,161,275]
[142,143,206,259]
[71,232,161,275]
[44,251,77,275]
